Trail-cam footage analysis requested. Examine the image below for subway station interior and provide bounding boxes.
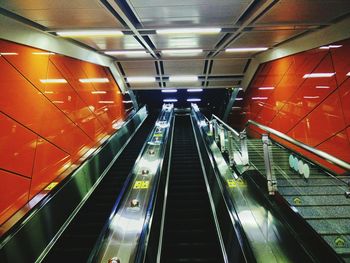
[1,0,350,262]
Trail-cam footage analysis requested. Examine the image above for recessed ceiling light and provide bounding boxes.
[187,98,201,102]
[161,49,203,55]
[122,100,133,103]
[303,73,335,78]
[127,77,156,83]
[225,47,268,52]
[57,30,123,37]
[169,76,198,82]
[163,99,178,102]
[258,87,275,90]
[0,52,18,55]
[319,45,342,49]
[156,28,221,34]
[187,88,203,92]
[235,98,243,101]
[32,52,55,55]
[315,86,330,89]
[98,100,114,104]
[104,50,147,55]
[162,89,178,93]
[79,78,109,83]
[40,79,67,83]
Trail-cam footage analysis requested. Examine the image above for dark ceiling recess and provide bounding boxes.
[134,89,230,117]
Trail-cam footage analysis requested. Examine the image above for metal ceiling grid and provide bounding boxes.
[0,0,350,91]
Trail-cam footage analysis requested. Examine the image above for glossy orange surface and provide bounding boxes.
[230,38,350,172]
[0,39,128,224]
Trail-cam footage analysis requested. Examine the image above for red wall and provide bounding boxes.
[229,38,350,172]
[0,39,129,224]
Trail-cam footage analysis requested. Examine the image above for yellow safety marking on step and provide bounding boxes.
[334,236,346,247]
[133,180,149,189]
[293,197,302,205]
[236,178,246,186]
[227,179,237,188]
[45,182,59,191]
[153,133,163,137]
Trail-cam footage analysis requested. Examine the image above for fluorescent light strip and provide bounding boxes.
[315,86,330,89]
[156,28,221,34]
[226,47,268,52]
[123,100,133,103]
[52,100,64,104]
[235,98,243,101]
[161,49,203,54]
[187,88,203,92]
[161,89,177,93]
[163,99,178,102]
[319,45,342,49]
[187,98,201,102]
[40,79,67,83]
[346,72,350,77]
[57,30,123,37]
[98,100,114,104]
[79,78,109,83]
[303,73,335,78]
[104,50,147,55]
[251,97,268,100]
[169,76,198,82]
[304,96,320,99]
[0,52,18,55]
[32,52,55,55]
[258,87,274,90]
[127,77,155,83]
[91,91,107,94]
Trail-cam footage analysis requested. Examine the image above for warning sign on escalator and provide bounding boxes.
[133,180,149,189]
[293,197,302,205]
[227,178,246,188]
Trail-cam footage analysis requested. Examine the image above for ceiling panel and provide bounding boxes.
[170,81,202,87]
[0,0,124,29]
[121,61,157,76]
[128,82,160,88]
[211,59,247,74]
[256,0,350,25]
[129,0,254,27]
[149,34,221,49]
[208,80,239,87]
[228,29,305,48]
[163,60,204,75]
[73,36,144,50]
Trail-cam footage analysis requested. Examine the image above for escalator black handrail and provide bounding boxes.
[0,106,146,244]
[88,105,174,262]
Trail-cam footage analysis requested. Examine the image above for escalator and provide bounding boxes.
[159,115,225,263]
[43,113,157,262]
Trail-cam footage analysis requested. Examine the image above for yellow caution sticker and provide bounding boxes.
[45,182,59,191]
[227,178,246,188]
[334,236,346,247]
[133,180,149,189]
[293,197,302,205]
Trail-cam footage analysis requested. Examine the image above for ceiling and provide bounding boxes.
[0,0,350,93]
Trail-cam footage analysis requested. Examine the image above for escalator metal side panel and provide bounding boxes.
[191,109,309,263]
[0,107,148,263]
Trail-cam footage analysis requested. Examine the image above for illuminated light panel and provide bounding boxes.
[187,88,203,92]
[161,49,203,55]
[315,86,330,89]
[98,100,114,104]
[303,96,320,99]
[346,72,350,77]
[32,52,55,55]
[251,97,268,100]
[258,87,274,90]
[238,88,243,90]
[52,100,64,104]
[156,28,221,34]
[303,73,335,78]
[163,99,178,102]
[79,78,109,83]
[57,30,123,37]
[0,52,18,55]
[225,47,268,52]
[44,91,54,94]
[91,91,107,94]
[169,75,198,82]
[40,79,67,84]
[187,98,201,102]
[104,50,147,55]
[319,45,342,49]
[127,77,155,83]
[123,100,133,103]
[235,98,243,101]
[161,89,178,93]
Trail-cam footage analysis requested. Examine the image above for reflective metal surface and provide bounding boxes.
[94,104,174,263]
